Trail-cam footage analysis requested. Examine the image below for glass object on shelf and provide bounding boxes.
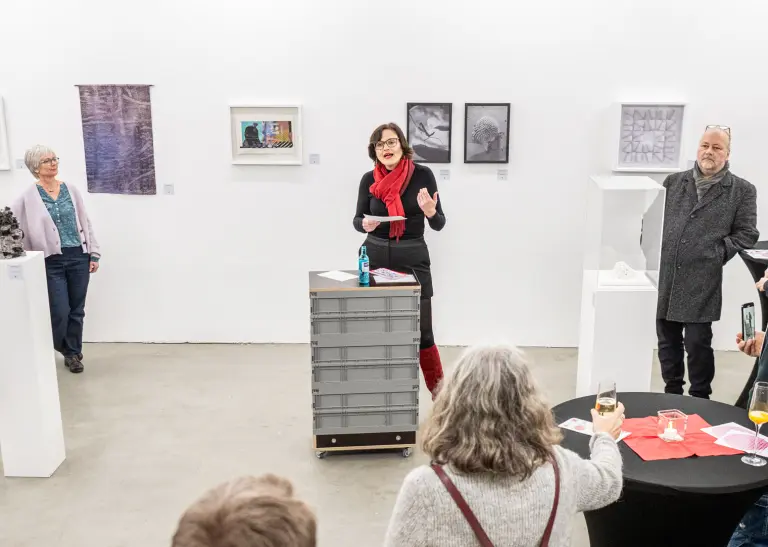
[582,176,666,290]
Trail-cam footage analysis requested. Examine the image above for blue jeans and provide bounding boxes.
[44,248,91,357]
[729,494,768,547]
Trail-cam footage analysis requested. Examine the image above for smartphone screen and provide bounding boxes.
[743,303,756,341]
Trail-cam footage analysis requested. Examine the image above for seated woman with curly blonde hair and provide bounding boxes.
[384,344,625,547]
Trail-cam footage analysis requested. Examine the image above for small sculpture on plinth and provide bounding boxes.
[0,207,25,259]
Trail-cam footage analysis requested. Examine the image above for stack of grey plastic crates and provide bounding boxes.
[308,271,421,459]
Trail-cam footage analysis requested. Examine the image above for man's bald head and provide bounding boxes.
[697,128,731,176]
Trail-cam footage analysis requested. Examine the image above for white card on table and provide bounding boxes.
[559,417,631,443]
[701,422,755,439]
[715,430,768,456]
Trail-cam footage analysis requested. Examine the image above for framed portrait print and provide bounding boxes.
[464,103,510,164]
[406,102,452,164]
[230,104,302,165]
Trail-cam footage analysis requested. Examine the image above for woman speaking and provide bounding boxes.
[353,123,446,399]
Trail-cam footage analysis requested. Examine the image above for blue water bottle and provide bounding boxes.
[359,246,370,286]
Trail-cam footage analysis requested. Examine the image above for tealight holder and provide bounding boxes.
[657,409,688,442]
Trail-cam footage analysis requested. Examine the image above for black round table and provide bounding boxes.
[553,392,768,547]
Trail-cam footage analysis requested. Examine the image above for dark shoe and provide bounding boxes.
[65,356,84,373]
[77,353,83,361]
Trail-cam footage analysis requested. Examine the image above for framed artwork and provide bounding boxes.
[406,102,452,163]
[0,97,10,171]
[77,84,157,194]
[230,105,302,165]
[614,102,685,173]
[464,103,510,163]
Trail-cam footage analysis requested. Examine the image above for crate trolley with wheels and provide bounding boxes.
[308,271,421,459]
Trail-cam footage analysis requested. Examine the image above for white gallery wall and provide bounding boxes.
[0,0,767,351]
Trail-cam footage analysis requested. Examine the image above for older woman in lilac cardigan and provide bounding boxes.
[11,145,101,374]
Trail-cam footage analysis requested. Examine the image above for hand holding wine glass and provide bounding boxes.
[743,381,768,467]
[591,402,626,440]
[595,379,617,415]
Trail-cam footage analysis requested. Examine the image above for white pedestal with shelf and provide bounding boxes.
[576,176,666,397]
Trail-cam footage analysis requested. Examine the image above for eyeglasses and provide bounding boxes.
[39,157,60,166]
[374,138,399,150]
[706,125,731,136]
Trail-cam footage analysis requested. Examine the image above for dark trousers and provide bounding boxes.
[44,248,91,357]
[728,493,768,547]
[656,319,715,398]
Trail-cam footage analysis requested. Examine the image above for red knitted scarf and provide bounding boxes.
[370,158,415,240]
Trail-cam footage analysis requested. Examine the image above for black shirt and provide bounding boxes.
[353,163,446,240]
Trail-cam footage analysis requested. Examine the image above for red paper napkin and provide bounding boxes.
[621,414,744,461]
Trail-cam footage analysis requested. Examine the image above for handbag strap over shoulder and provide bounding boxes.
[430,456,561,547]
[540,456,561,547]
[430,463,494,547]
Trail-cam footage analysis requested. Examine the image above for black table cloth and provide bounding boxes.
[736,243,768,409]
[553,392,768,547]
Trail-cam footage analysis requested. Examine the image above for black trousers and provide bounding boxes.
[364,235,435,350]
[656,319,715,399]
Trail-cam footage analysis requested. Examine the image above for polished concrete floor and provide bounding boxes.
[0,344,753,547]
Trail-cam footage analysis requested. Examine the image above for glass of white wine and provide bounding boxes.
[743,381,768,467]
[595,379,617,416]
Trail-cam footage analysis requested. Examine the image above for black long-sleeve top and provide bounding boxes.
[353,163,446,240]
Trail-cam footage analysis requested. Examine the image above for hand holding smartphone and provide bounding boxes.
[743,302,756,342]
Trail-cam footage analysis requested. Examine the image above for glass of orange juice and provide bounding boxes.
[743,381,768,467]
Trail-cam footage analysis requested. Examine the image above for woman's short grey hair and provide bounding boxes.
[24,145,57,177]
[422,344,562,478]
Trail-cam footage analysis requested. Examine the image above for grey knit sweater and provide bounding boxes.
[383,433,623,547]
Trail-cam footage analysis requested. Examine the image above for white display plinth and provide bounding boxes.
[576,272,658,396]
[0,252,65,477]
[576,176,666,397]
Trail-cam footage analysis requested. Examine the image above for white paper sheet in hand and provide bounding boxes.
[559,417,631,443]
[318,270,358,282]
[364,214,406,222]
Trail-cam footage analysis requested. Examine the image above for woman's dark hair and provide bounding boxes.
[368,123,414,162]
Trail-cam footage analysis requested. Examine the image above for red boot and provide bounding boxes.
[419,345,444,400]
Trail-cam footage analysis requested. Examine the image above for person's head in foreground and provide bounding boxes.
[171,474,316,547]
[424,343,565,476]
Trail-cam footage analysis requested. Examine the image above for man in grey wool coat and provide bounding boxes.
[657,126,759,399]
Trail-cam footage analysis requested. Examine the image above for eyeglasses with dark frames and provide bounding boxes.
[374,138,399,150]
[39,157,60,166]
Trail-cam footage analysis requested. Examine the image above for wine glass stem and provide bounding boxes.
[754,424,764,458]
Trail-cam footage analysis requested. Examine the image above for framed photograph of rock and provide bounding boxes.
[406,102,452,163]
[613,102,686,173]
[230,104,302,165]
[464,103,510,163]
[0,97,10,171]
